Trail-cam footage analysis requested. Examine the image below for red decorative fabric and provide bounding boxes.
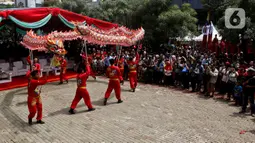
[202,35,207,49]
[220,40,225,53]
[208,34,212,44]
[0,7,118,30]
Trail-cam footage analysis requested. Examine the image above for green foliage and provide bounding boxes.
[213,0,255,44]
[200,0,240,23]
[0,4,15,9]
[158,3,198,38]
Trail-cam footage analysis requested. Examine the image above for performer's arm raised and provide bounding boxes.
[80,64,91,78]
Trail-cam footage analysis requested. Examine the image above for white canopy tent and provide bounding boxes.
[176,33,195,41]
[193,22,222,41]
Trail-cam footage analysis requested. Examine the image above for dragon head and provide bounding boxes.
[46,36,67,56]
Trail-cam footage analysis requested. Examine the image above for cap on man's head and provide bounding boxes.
[247,67,255,72]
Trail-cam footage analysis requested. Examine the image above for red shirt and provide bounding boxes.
[61,59,67,68]
[106,65,123,81]
[118,58,125,69]
[28,78,47,97]
[101,54,105,60]
[34,63,41,73]
[164,64,172,71]
[127,53,140,72]
[26,56,31,65]
[26,56,40,71]
[76,65,91,87]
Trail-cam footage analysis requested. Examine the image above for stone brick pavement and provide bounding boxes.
[0,77,254,143]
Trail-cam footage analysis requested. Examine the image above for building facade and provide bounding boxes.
[15,0,45,7]
[172,0,203,9]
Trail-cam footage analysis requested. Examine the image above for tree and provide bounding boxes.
[216,0,255,43]
[87,0,132,26]
[200,0,240,23]
[158,3,198,39]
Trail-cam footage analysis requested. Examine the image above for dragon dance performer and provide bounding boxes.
[59,57,68,84]
[69,62,95,114]
[27,70,47,125]
[115,55,125,78]
[104,59,124,105]
[80,53,96,80]
[27,56,41,75]
[127,51,140,92]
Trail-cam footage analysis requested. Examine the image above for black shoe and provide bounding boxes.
[59,82,63,85]
[239,110,246,114]
[94,77,96,80]
[132,88,135,92]
[117,100,123,103]
[103,98,107,106]
[66,80,68,83]
[28,118,32,125]
[88,108,95,112]
[69,108,75,114]
[36,120,45,124]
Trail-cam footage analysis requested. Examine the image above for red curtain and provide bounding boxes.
[0,8,118,30]
[220,40,226,53]
[202,25,207,50]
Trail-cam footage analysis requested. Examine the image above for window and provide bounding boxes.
[182,0,190,3]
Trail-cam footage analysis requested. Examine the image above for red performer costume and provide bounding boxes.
[116,57,125,77]
[27,56,41,75]
[59,58,68,84]
[104,59,123,105]
[27,70,47,125]
[81,53,96,79]
[127,52,140,92]
[69,63,95,114]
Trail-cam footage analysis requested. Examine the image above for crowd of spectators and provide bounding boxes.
[87,44,255,116]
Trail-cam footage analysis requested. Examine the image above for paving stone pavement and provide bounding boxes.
[0,77,255,143]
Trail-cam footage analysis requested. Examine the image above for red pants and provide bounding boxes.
[60,70,67,82]
[27,96,42,120]
[129,71,137,89]
[71,87,93,109]
[105,80,121,100]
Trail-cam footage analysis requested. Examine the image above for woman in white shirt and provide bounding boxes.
[220,64,230,95]
[226,67,239,100]
[208,65,219,97]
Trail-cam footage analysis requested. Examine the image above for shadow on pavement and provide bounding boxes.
[92,95,116,106]
[248,130,255,135]
[16,101,27,107]
[47,104,85,117]
[0,88,39,134]
[229,112,251,118]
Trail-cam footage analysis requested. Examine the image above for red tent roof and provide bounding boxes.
[0,7,118,30]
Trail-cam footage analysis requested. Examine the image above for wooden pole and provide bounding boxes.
[84,40,88,63]
[116,46,122,67]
